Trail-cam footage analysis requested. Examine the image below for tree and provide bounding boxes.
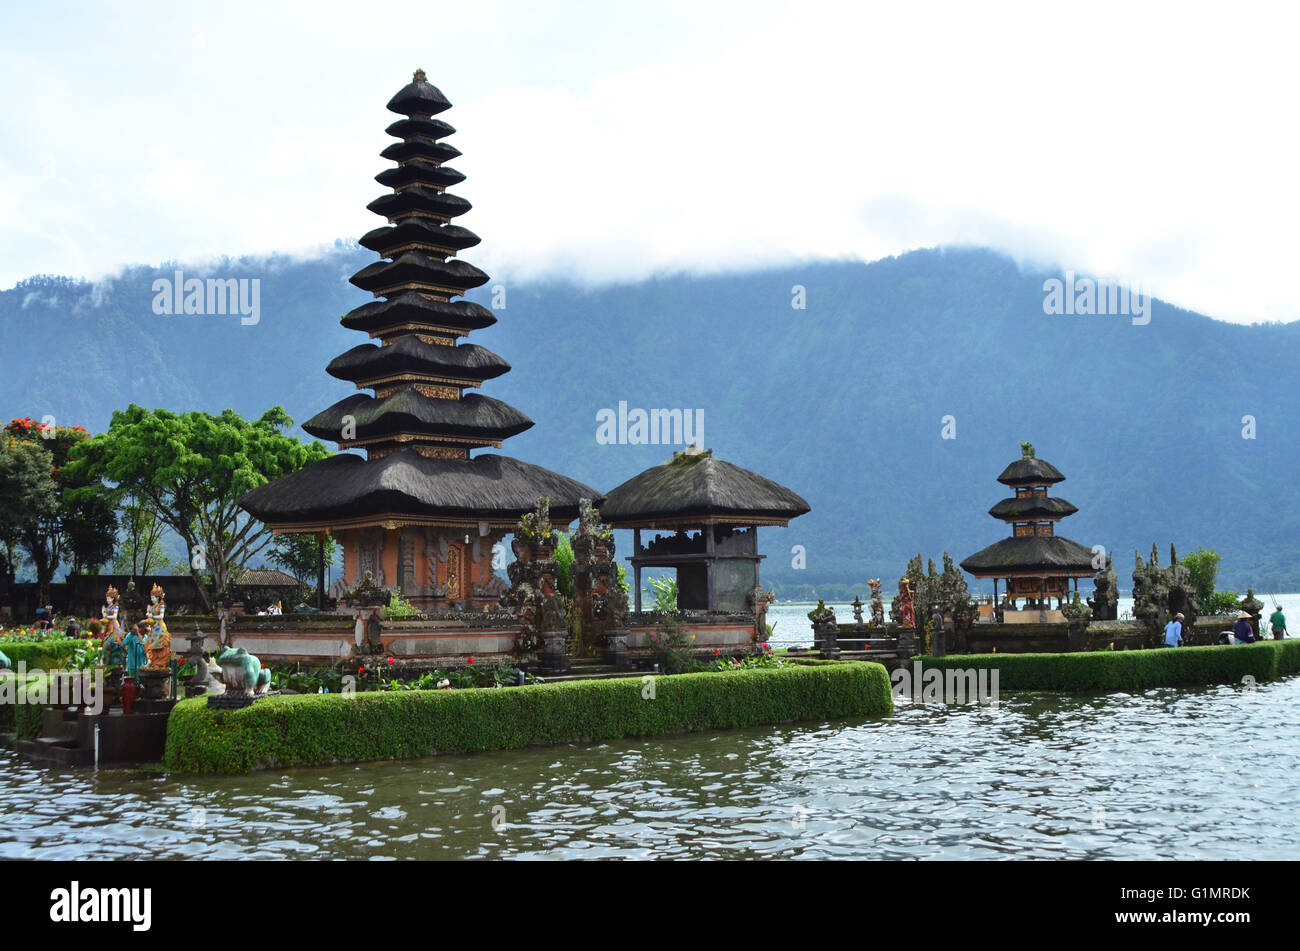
[64,405,330,610]
[109,492,172,576]
[2,417,115,599]
[1183,547,1222,608]
[0,436,59,594]
[269,532,339,587]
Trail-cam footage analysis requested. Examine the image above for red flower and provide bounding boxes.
[359,665,365,674]
[467,655,474,665]
[387,656,395,665]
[713,648,720,655]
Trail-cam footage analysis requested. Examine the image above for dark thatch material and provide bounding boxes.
[359,221,480,257]
[340,293,495,335]
[367,188,471,222]
[960,536,1096,576]
[386,73,452,117]
[384,116,455,141]
[327,338,509,384]
[997,456,1066,485]
[380,139,460,165]
[375,162,465,190]
[302,389,533,443]
[234,568,304,587]
[240,450,601,525]
[601,450,810,526]
[350,252,488,295]
[988,497,1078,520]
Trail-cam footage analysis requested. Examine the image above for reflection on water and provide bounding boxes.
[3,677,1297,860]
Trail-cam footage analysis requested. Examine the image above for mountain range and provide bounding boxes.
[3,245,1297,594]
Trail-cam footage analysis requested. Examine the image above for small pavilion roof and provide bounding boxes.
[601,448,810,528]
[960,536,1096,577]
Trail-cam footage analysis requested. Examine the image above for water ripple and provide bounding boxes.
[2,678,1298,859]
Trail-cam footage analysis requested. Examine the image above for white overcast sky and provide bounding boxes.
[1,0,1296,323]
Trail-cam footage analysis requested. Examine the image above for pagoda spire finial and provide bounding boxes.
[1020,441,1036,459]
[413,68,427,82]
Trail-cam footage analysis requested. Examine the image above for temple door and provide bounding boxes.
[445,542,469,601]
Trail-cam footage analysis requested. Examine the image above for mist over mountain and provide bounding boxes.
[4,245,1297,592]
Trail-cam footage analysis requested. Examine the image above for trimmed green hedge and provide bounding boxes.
[0,640,81,671]
[165,661,893,774]
[0,674,53,745]
[913,640,1300,692]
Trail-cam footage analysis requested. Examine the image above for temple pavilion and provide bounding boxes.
[600,447,810,613]
[959,443,1095,622]
[240,71,599,611]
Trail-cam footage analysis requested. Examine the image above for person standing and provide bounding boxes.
[1164,612,1184,647]
[1232,611,1258,644]
[1269,605,1287,640]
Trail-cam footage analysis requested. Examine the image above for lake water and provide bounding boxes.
[765,594,1300,648]
[2,675,1297,860]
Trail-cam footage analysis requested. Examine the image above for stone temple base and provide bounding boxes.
[206,691,276,710]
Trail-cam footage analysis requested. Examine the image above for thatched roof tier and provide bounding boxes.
[375,161,465,191]
[359,221,481,257]
[997,455,1066,485]
[302,388,533,445]
[384,116,456,142]
[239,72,594,537]
[601,449,810,528]
[385,71,452,117]
[988,497,1078,520]
[960,536,1096,577]
[327,338,509,385]
[367,187,471,223]
[340,293,496,337]
[234,568,303,587]
[350,252,488,296]
[380,139,461,165]
[240,450,601,528]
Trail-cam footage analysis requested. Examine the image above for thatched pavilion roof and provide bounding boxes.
[327,338,510,385]
[988,496,1078,520]
[960,536,1096,578]
[601,448,810,528]
[240,449,601,529]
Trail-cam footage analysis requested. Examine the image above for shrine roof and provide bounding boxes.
[327,337,509,384]
[303,388,533,444]
[240,450,601,525]
[960,535,1096,576]
[988,497,1078,520]
[601,448,810,527]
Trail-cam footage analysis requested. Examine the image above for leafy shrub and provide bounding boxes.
[646,615,695,673]
[914,640,1300,692]
[647,576,678,612]
[164,661,894,774]
[384,590,419,619]
[0,639,81,670]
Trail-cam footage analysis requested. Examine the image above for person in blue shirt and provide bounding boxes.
[1232,612,1258,644]
[1164,612,1184,647]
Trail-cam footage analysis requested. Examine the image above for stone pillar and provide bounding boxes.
[808,600,840,659]
[930,608,947,658]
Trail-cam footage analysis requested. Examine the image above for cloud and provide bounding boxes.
[1,1,1297,323]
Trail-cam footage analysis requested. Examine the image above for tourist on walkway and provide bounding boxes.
[1164,613,1184,647]
[1270,605,1287,640]
[1232,611,1258,644]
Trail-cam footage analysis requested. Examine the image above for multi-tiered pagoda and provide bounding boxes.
[241,71,599,611]
[960,443,1095,621]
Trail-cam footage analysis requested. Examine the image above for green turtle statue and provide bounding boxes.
[216,647,272,697]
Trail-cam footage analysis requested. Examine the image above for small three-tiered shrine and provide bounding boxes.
[241,71,598,611]
[960,443,1095,622]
